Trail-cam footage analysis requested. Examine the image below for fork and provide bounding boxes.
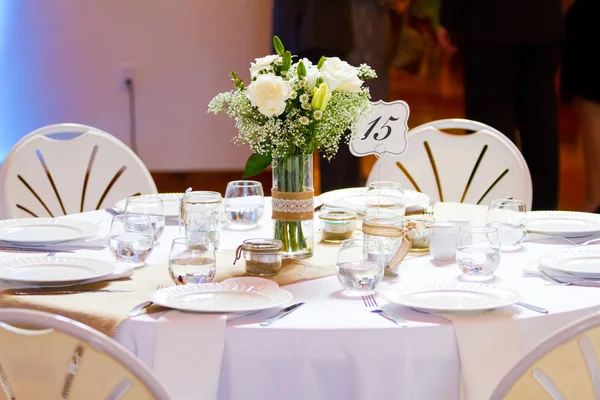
[540,270,600,287]
[528,232,600,246]
[361,294,408,326]
[127,284,167,317]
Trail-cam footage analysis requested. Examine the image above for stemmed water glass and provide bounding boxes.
[168,238,216,285]
[455,226,501,281]
[124,196,165,241]
[223,180,265,227]
[485,199,527,250]
[365,181,406,218]
[109,214,154,267]
[336,238,384,295]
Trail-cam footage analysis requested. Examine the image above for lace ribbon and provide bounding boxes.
[271,189,314,222]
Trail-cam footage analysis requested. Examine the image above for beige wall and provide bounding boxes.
[2,0,273,171]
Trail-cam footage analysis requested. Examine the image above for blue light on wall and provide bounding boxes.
[0,0,15,163]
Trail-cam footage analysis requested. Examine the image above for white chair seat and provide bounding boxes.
[0,123,157,219]
[366,118,533,210]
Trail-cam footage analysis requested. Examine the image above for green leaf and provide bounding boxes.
[282,51,292,70]
[317,56,326,69]
[297,61,306,78]
[243,153,272,178]
[273,36,285,56]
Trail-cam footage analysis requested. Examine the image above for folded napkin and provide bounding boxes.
[0,262,133,291]
[442,309,521,400]
[153,311,228,400]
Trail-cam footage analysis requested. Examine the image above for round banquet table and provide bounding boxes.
[43,203,600,399]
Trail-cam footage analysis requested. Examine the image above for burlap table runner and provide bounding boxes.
[0,233,427,337]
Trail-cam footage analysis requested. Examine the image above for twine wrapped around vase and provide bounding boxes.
[362,218,411,269]
[271,189,314,222]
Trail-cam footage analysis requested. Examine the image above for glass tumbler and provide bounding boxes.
[109,214,154,267]
[181,191,222,247]
[168,238,216,284]
[485,199,527,250]
[124,196,165,241]
[336,238,384,295]
[455,226,501,281]
[365,181,406,218]
[223,180,265,227]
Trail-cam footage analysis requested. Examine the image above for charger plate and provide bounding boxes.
[539,249,600,279]
[0,218,99,245]
[0,256,115,286]
[527,211,600,238]
[149,278,293,313]
[318,187,429,213]
[380,282,521,314]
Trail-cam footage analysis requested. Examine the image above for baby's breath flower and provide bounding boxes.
[313,110,323,120]
[299,116,310,125]
[299,93,309,103]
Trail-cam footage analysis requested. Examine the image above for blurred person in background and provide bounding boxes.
[561,0,600,213]
[272,0,396,192]
[437,0,564,211]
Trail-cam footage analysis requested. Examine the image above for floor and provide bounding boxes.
[152,52,587,211]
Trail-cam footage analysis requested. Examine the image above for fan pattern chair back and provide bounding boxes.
[366,119,533,210]
[491,311,600,399]
[0,123,157,219]
[0,308,170,399]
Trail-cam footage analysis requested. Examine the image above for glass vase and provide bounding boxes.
[272,154,314,259]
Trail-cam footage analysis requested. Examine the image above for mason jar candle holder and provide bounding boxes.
[404,214,434,252]
[362,215,405,276]
[236,238,284,276]
[319,208,358,243]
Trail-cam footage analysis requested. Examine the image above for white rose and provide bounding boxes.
[320,57,363,92]
[305,64,320,90]
[250,55,280,78]
[246,74,293,117]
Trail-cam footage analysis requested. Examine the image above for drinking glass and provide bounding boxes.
[223,180,265,227]
[455,226,501,281]
[336,238,384,295]
[124,196,165,241]
[181,191,222,247]
[365,181,406,218]
[485,199,527,250]
[109,214,154,267]
[168,237,216,285]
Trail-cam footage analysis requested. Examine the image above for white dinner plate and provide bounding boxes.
[115,193,183,217]
[0,256,115,285]
[539,249,600,278]
[149,278,293,313]
[527,211,600,238]
[0,218,100,245]
[380,282,521,314]
[318,187,430,213]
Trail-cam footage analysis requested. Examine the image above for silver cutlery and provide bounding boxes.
[362,294,408,326]
[540,270,600,287]
[127,284,167,317]
[260,302,305,326]
[105,208,121,217]
[8,289,133,295]
[0,246,76,253]
[527,231,600,246]
[516,302,548,314]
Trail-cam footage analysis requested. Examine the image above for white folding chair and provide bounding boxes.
[491,311,600,399]
[0,308,170,399]
[366,118,533,210]
[0,123,157,219]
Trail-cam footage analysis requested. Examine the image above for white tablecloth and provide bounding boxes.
[13,203,600,399]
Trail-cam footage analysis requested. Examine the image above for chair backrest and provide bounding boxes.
[0,308,170,399]
[0,123,158,219]
[491,311,600,399]
[366,118,533,210]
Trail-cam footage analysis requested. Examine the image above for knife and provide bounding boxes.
[260,302,305,326]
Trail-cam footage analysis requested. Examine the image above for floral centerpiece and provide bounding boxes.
[208,36,375,258]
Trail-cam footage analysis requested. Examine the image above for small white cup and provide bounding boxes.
[430,222,458,261]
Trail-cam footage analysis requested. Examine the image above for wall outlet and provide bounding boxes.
[119,64,136,90]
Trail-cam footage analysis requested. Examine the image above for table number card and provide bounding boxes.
[350,100,410,157]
